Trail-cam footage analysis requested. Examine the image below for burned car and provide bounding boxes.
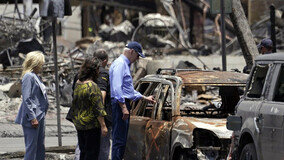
[227,53,284,160]
[125,69,248,160]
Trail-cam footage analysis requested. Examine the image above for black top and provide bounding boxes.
[96,67,112,127]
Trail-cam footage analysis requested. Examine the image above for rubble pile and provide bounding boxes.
[0,90,21,123]
[180,86,221,111]
[0,16,36,51]
[0,146,76,160]
[0,11,49,69]
[99,20,135,42]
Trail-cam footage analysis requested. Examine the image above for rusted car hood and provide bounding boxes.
[181,117,233,139]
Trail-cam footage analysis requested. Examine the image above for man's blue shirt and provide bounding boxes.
[109,54,142,103]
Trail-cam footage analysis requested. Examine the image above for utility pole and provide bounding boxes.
[210,0,231,71]
[220,0,226,71]
[39,0,72,147]
[52,18,62,146]
[270,5,276,53]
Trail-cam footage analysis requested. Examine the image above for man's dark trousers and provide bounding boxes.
[111,99,130,160]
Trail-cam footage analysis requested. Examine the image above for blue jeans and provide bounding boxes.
[22,118,45,160]
[111,99,130,160]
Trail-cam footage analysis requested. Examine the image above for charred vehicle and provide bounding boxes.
[227,53,284,160]
[125,69,248,160]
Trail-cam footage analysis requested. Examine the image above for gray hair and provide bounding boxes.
[123,47,131,53]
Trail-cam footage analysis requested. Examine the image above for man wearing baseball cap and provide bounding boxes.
[258,38,273,54]
[109,41,155,160]
[243,38,274,74]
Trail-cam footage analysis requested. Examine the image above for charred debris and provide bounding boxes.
[0,0,283,111]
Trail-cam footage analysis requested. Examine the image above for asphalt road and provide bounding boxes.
[0,136,77,154]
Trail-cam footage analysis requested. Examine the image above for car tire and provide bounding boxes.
[240,143,257,160]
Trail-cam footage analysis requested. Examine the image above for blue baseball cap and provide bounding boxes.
[126,41,145,58]
[258,38,273,49]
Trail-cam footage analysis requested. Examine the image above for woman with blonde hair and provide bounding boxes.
[15,51,49,160]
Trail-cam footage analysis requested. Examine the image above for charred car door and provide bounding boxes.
[258,63,284,159]
[145,82,174,160]
[125,81,161,160]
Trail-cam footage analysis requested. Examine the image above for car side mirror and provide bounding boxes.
[227,115,242,131]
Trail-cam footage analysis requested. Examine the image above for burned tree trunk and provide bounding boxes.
[230,0,258,69]
[81,4,91,37]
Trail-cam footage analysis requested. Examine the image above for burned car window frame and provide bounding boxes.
[245,62,273,99]
[133,81,160,118]
[132,78,176,119]
[155,84,174,121]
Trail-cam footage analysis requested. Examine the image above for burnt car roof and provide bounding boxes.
[144,69,248,87]
[176,70,248,86]
[255,52,284,61]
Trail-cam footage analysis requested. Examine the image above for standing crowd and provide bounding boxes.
[15,41,155,160]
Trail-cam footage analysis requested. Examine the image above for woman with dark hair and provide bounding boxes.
[70,57,108,160]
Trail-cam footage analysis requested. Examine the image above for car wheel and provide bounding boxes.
[240,143,257,160]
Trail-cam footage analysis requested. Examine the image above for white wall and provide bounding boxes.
[60,6,82,43]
